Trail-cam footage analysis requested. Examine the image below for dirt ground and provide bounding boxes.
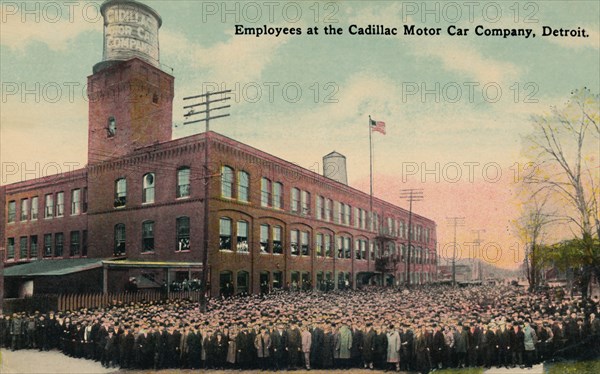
[0,349,545,374]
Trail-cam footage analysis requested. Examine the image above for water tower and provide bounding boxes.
[323,151,348,185]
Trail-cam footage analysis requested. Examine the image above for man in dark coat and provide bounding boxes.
[321,325,335,369]
[136,328,155,369]
[286,322,302,370]
[271,323,288,370]
[310,323,324,369]
[362,322,377,369]
[102,328,118,368]
[351,324,364,368]
[431,324,445,370]
[496,323,510,368]
[509,324,524,367]
[188,328,202,369]
[119,327,135,369]
[374,326,388,370]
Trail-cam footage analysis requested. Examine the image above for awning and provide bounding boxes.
[3,258,104,277]
[102,260,203,269]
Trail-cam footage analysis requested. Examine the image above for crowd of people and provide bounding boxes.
[1,284,599,373]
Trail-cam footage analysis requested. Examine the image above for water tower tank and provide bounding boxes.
[94,0,162,73]
[323,151,348,185]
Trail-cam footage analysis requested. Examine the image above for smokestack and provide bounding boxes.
[323,151,348,185]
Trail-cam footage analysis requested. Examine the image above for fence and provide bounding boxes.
[3,290,204,314]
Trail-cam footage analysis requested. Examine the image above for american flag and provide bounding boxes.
[370,119,386,134]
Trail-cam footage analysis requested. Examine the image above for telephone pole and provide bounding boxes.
[446,217,465,286]
[183,89,231,312]
[400,189,423,287]
[471,229,486,281]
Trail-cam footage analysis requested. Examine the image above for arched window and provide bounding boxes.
[237,271,249,294]
[221,166,234,198]
[115,178,127,207]
[142,173,155,204]
[114,224,126,256]
[177,167,190,198]
[107,116,116,137]
[261,178,271,207]
[272,226,283,254]
[260,224,270,253]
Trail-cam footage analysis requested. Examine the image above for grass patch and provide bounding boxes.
[436,368,484,374]
[546,359,600,374]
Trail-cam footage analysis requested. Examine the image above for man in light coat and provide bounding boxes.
[301,324,312,370]
[386,324,401,372]
[337,322,353,368]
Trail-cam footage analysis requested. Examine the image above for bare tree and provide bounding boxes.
[524,88,600,296]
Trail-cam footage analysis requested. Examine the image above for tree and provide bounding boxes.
[523,88,600,297]
[513,194,555,292]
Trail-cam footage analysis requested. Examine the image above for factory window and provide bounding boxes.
[300,231,310,256]
[71,189,81,215]
[114,224,126,256]
[82,230,88,257]
[344,237,351,259]
[260,224,270,253]
[237,221,249,253]
[343,204,351,225]
[316,196,324,220]
[43,234,52,257]
[7,238,15,260]
[291,188,300,213]
[55,232,64,257]
[55,192,64,217]
[142,221,154,253]
[219,217,232,250]
[238,171,249,202]
[70,231,80,257]
[290,229,299,256]
[370,242,375,261]
[7,200,16,223]
[107,116,116,137]
[354,207,360,228]
[82,188,88,213]
[237,271,249,294]
[272,271,283,289]
[177,167,191,198]
[221,166,234,198]
[115,178,127,207]
[261,178,271,207]
[31,196,38,220]
[44,194,53,218]
[30,235,38,259]
[301,190,311,216]
[316,233,323,257]
[324,234,332,257]
[176,216,190,252]
[355,240,361,260]
[337,236,343,259]
[19,236,27,259]
[20,198,28,221]
[273,182,283,209]
[272,226,283,254]
[325,199,332,222]
[142,173,155,204]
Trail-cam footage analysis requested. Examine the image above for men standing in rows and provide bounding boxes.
[386,324,401,372]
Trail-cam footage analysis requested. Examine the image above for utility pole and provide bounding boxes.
[471,229,486,281]
[446,217,465,287]
[400,189,423,287]
[183,89,231,312]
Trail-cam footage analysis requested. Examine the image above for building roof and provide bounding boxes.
[103,260,203,268]
[4,258,103,277]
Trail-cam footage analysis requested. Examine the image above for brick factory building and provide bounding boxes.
[1,0,437,299]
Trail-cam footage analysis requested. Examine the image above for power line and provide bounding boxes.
[400,188,423,287]
[446,216,465,287]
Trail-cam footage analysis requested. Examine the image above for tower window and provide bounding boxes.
[108,117,116,137]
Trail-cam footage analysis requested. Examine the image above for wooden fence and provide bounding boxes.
[56,290,203,311]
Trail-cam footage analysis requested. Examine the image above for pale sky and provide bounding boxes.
[1,1,599,269]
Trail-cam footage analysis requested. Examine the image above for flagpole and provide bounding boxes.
[369,115,373,226]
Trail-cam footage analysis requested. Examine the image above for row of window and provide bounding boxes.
[113,168,190,208]
[6,230,88,261]
[7,189,87,223]
[115,217,190,255]
[218,217,435,261]
[220,269,435,295]
[220,166,433,243]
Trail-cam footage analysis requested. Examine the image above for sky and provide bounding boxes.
[1,0,599,269]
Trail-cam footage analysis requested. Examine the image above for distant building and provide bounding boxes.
[1,0,437,298]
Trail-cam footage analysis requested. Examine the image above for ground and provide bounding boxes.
[0,349,563,374]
